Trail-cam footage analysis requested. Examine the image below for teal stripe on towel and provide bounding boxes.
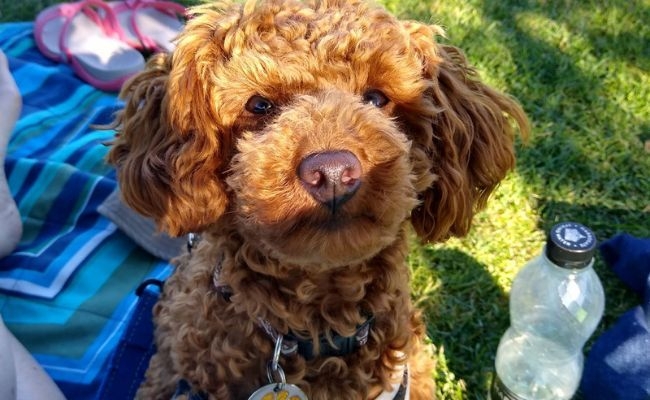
[10,87,99,153]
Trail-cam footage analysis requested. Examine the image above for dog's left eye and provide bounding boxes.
[362,89,389,108]
[246,95,275,115]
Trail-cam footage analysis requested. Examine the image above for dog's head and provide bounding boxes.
[108,0,528,267]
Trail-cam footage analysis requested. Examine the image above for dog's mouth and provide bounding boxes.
[233,197,409,268]
[319,210,378,230]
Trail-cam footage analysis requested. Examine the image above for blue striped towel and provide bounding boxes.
[0,22,172,399]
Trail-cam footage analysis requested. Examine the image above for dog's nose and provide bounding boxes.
[298,150,362,211]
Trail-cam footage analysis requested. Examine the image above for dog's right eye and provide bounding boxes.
[362,89,389,108]
[245,95,275,115]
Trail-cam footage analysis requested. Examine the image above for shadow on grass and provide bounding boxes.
[411,245,509,398]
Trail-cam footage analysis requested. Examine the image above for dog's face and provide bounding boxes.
[108,0,527,267]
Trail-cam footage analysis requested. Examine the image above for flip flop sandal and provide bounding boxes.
[34,0,145,91]
[108,0,186,53]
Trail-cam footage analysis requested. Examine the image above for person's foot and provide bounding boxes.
[0,50,23,258]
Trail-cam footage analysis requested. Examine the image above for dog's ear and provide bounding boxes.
[107,50,229,237]
[402,22,529,243]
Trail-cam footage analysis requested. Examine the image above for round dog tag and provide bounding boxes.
[248,383,308,400]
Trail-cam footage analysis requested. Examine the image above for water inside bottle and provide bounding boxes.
[495,331,582,400]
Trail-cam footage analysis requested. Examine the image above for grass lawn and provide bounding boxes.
[2,0,649,398]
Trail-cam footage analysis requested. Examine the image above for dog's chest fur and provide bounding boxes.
[153,228,417,399]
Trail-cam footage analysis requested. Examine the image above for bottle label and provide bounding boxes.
[490,374,526,400]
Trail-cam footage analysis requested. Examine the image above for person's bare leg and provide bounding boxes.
[0,53,66,399]
[0,50,23,258]
[0,315,66,400]
[0,314,17,400]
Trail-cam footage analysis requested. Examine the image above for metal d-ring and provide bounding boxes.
[266,335,286,387]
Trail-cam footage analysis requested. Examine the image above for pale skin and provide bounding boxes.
[0,49,66,400]
[0,49,22,258]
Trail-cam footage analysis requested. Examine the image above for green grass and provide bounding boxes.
[2,0,649,398]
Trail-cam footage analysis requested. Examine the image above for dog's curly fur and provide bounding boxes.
[107,0,529,398]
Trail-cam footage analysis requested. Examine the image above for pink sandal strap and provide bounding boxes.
[125,0,187,51]
[34,1,103,61]
[56,0,127,63]
[125,0,187,16]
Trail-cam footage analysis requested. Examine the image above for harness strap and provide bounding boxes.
[285,314,374,360]
[97,279,163,400]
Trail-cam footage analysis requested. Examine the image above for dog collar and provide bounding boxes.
[211,260,375,360]
[256,313,375,360]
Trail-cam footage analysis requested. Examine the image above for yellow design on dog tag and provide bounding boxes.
[248,383,308,400]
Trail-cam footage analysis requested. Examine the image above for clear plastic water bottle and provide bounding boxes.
[491,222,605,399]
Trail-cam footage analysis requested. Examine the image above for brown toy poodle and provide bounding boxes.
[107,0,528,398]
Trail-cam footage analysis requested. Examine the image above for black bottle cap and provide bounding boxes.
[545,222,597,269]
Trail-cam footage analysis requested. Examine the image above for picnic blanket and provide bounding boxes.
[0,22,174,399]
